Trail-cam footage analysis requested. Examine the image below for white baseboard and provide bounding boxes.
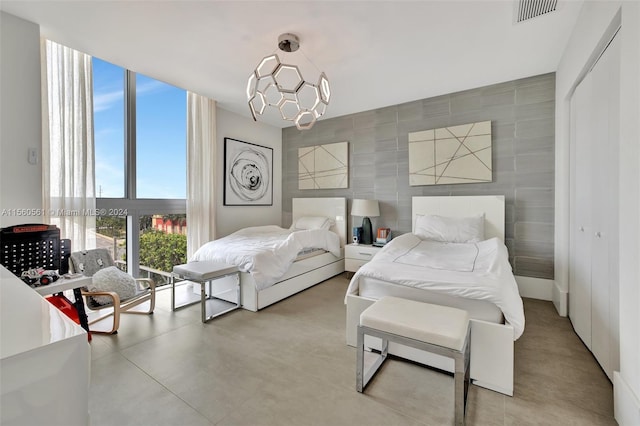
[512,276,568,317]
[515,276,553,301]
[552,280,568,317]
[614,372,640,425]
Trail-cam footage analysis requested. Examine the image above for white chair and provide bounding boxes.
[69,249,155,334]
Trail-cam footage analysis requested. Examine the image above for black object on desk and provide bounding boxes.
[0,224,88,333]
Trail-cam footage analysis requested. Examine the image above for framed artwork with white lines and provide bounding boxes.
[298,141,349,189]
[408,121,492,186]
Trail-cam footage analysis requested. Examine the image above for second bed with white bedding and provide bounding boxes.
[190,197,347,312]
[345,195,523,396]
[346,233,524,339]
[192,225,341,291]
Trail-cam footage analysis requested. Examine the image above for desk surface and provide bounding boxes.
[0,266,87,359]
[32,274,91,296]
[0,266,90,426]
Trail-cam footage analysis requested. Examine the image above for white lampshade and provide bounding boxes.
[351,199,380,218]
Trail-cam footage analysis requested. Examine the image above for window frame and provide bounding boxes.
[95,68,186,278]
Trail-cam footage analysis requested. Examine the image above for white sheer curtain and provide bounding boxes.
[186,92,217,259]
[42,39,96,250]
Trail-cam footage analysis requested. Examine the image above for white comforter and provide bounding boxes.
[346,233,525,340]
[191,225,341,290]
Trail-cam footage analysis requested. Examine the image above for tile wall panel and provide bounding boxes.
[282,72,555,279]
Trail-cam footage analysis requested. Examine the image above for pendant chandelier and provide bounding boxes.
[247,33,330,130]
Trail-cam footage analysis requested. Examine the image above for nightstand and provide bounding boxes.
[345,243,382,273]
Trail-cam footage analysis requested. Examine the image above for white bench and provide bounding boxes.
[172,261,240,323]
[356,296,471,425]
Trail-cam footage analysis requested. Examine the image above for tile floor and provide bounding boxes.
[87,275,616,426]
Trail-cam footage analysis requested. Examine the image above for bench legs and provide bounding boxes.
[357,325,471,425]
[171,273,241,323]
[454,331,471,425]
[356,326,389,392]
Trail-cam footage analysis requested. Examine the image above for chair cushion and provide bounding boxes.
[88,266,137,306]
[360,296,470,351]
[70,248,115,276]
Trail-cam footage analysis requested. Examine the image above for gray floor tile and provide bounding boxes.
[88,275,615,426]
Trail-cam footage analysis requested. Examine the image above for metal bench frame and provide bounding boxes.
[357,324,471,425]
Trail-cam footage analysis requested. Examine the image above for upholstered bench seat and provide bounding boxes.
[360,296,470,351]
[172,261,240,323]
[357,296,471,425]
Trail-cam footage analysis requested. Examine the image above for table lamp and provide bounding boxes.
[351,199,380,245]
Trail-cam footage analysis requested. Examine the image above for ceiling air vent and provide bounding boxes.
[515,0,558,23]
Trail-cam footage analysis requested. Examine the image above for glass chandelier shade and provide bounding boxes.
[247,34,330,130]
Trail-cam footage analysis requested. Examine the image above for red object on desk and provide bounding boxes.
[46,295,92,341]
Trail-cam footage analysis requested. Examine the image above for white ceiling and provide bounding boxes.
[1,0,583,128]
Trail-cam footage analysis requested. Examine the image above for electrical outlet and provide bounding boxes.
[27,148,38,165]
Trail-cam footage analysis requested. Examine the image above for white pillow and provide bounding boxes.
[414,213,485,243]
[88,266,138,305]
[291,216,333,231]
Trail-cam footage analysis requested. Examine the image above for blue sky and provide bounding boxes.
[93,57,186,199]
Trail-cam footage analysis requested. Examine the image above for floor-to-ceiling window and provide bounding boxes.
[93,57,187,285]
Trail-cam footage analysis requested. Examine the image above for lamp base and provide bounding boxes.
[361,217,373,245]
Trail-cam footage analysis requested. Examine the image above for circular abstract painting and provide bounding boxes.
[224,138,273,205]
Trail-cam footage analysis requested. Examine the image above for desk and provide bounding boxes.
[0,266,90,425]
[33,275,91,333]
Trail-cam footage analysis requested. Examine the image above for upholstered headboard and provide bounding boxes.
[292,198,347,247]
[412,195,505,242]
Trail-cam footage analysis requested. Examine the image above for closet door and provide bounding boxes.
[569,71,593,348]
[589,33,620,380]
[568,32,620,380]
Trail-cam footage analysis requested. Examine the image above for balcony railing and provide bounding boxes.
[115,260,173,287]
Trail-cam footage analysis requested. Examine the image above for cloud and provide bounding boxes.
[94,89,123,113]
[136,79,168,96]
[93,79,168,113]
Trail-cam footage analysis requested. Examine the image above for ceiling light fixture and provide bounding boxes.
[247,33,330,130]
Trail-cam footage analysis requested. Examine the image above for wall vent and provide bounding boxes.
[515,0,558,23]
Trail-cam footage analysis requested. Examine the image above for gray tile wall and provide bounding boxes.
[282,73,555,279]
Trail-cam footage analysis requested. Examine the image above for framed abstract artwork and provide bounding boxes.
[298,141,349,189]
[224,137,273,206]
[408,121,492,186]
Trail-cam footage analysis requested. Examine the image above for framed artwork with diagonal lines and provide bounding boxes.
[298,141,349,189]
[408,121,492,186]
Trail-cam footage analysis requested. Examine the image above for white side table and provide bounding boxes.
[345,243,382,273]
[172,261,240,323]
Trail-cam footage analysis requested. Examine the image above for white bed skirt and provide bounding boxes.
[358,276,504,323]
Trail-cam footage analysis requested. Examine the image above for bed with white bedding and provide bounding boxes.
[192,197,346,311]
[345,195,524,396]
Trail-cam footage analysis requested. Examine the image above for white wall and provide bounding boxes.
[616,3,640,424]
[214,107,282,238]
[0,12,42,227]
[556,2,640,424]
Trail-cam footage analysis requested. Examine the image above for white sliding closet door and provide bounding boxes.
[569,32,620,381]
[590,33,620,380]
[569,72,593,349]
